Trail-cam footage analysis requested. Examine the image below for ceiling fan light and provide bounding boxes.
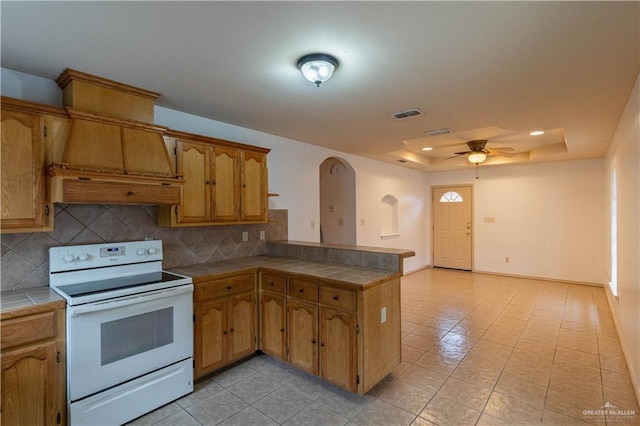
[297,53,339,87]
[468,152,487,164]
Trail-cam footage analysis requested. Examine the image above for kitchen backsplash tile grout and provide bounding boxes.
[0,206,288,291]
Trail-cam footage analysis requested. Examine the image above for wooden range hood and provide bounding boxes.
[49,69,183,205]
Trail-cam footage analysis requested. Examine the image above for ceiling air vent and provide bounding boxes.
[391,108,423,120]
[424,128,452,137]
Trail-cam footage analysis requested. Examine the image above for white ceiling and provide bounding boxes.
[2,1,638,172]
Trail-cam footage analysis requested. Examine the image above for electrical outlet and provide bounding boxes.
[505,256,510,263]
[311,220,315,229]
[242,231,248,242]
[381,307,387,323]
[259,230,265,240]
[360,218,365,226]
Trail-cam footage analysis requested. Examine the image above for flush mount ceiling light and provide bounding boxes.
[467,152,487,164]
[297,53,339,87]
[529,130,545,136]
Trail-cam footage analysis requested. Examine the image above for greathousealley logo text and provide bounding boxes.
[583,402,637,422]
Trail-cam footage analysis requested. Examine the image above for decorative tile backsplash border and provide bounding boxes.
[0,205,287,291]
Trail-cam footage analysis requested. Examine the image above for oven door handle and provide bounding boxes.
[68,284,193,317]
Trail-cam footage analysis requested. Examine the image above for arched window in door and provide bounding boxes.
[440,191,463,203]
[381,194,399,239]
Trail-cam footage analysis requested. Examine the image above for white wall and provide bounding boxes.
[1,68,62,106]
[604,74,640,402]
[426,159,606,284]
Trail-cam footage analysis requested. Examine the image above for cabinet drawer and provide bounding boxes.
[62,179,181,205]
[288,279,318,302]
[195,274,255,301]
[320,286,357,312]
[1,311,56,350]
[261,273,286,294]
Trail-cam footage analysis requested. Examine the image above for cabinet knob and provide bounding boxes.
[269,282,275,287]
[320,342,325,347]
[299,289,304,293]
[311,339,316,344]
[227,285,232,290]
[223,330,228,335]
[212,180,217,185]
[280,328,285,333]
[205,181,211,185]
[127,191,134,196]
[230,328,235,333]
[333,296,339,301]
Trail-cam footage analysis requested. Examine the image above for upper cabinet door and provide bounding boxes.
[1,110,51,233]
[241,151,267,222]
[212,146,240,222]
[156,130,270,228]
[177,140,212,223]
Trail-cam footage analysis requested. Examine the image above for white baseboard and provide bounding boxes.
[604,283,640,407]
[472,269,605,287]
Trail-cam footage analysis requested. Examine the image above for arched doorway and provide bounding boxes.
[319,157,356,244]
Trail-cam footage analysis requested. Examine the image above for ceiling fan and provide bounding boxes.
[445,139,516,164]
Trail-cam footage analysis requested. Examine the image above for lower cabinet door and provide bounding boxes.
[288,299,318,375]
[1,340,58,426]
[195,299,227,377]
[261,292,287,360]
[320,307,357,392]
[229,292,256,362]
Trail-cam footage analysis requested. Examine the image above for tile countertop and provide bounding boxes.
[276,240,416,258]
[169,255,400,287]
[1,245,412,313]
[1,287,65,319]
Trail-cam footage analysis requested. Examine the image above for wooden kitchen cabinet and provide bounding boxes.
[0,99,59,233]
[287,277,359,389]
[258,271,400,394]
[193,273,257,379]
[212,146,241,222]
[240,151,267,222]
[319,307,357,391]
[157,131,269,227]
[288,299,319,375]
[1,304,66,425]
[259,273,287,360]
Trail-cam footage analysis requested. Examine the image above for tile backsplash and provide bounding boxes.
[0,205,288,291]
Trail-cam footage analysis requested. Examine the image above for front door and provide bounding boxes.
[433,185,472,270]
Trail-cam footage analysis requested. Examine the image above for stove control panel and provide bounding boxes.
[49,240,163,272]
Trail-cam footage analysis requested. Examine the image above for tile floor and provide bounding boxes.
[130,268,639,426]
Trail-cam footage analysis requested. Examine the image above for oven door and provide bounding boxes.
[67,284,193,401]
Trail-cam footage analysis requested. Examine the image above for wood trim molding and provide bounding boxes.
[65,108,168,133]
[56,68,160,101]
[1,96,67,117]
[166,129,271,154]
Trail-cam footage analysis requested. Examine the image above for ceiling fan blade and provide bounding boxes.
[488,149,516,157]
[490,146,515,152]
[454,150,472,155]
[438,153,466,162]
